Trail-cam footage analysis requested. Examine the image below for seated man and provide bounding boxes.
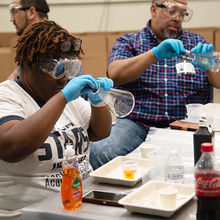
[89,0,220,170]
[0,20,113,219]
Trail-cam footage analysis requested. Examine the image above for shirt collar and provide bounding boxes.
[13,76,44,107]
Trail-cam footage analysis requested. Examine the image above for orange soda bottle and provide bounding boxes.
[61,145,82,210]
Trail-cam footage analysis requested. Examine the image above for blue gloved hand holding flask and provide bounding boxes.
[88,77,114,105]
[61,75,98,103]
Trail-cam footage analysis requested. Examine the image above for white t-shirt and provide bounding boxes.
[0,79,93,219]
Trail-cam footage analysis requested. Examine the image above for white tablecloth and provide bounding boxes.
[22,128,220,220]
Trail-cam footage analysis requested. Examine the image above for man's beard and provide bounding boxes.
[17,26,26,36]
[164,29,178,39]
[16,14,29,36]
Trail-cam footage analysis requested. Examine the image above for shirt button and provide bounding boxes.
[165,112,168,115]
[164,94,168,97]
[164,78,167,82]
[164,64,168,68]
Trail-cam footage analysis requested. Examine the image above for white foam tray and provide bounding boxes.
[90,156,149,186]
[118,180,195,217]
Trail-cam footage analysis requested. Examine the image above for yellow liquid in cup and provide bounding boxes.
[123,169,134,179]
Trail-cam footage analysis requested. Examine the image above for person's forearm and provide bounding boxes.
[108,50,158,85]
[207,69,220,89]
[0,92,67,163]
[89,104,112,141]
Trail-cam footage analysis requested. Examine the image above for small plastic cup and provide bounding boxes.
[204,104,220,126]
[140,143,155,159]
[141,169,156,184]
[213,117,220,131]
[186,103,203,123]
[158,187,178,209]
[147,151,169,181]
[121,160,139,179]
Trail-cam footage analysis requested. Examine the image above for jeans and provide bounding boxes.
[89,118,147,170]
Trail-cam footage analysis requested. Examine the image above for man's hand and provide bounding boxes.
[152,39,186,61]
[191,42,214,71]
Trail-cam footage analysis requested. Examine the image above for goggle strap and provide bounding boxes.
[155,4,166,9]
[19,7,48,14]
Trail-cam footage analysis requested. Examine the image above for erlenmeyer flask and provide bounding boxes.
[180,50,220,73]
[92,84,135,118]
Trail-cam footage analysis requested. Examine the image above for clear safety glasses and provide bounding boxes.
[9,4,30,18]
[155,1,193,22]
[40,57,82,80]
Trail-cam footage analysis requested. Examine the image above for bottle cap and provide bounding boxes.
[199,119,212,133]
[199,119,208,127]
[64,145,75,156]
[170,150,178,156]
[201,143,213,152]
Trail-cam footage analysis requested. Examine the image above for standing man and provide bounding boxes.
[7,0,50,80]
[89,0,220,170]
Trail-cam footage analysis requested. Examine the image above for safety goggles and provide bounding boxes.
[155,1,193,22]
[9,3,47,17]
[9,4,30,17]
[40,57,82,79]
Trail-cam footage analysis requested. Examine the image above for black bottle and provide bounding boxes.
[193,119,215,166]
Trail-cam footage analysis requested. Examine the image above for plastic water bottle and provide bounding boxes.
[61,145,82,210]
[181,50,220,73]
[165,150,185,184]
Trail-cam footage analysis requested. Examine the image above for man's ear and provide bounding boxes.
[150,4,157,17]
[27,6,37,21]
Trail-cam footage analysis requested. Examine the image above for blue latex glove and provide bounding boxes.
[88,77,114,105]
[191,42,214,71]
[152,39,185,61]
[61,75,98,103]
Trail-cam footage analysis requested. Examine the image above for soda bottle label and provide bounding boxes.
[195,170,220,197]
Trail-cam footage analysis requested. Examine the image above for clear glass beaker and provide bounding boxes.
[180,50,220,73]
[93,84,135,118]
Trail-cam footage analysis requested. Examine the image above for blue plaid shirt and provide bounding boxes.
[108,20,212,134]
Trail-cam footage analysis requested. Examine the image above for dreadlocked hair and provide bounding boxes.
[14,19,84,68]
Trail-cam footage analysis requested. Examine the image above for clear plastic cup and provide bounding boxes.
[141,169,156,184]
[121,160,139,179]
[186,103,203,123]
[147,151,169,181]
[213,117,220,132]
[204,104,220,126]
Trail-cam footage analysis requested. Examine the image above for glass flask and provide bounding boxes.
[92,83,135,118]
[180,50,220,73]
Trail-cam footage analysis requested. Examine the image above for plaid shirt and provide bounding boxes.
[108,20,212,134]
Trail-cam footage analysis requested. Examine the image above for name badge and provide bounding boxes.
[176,61,196,74]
